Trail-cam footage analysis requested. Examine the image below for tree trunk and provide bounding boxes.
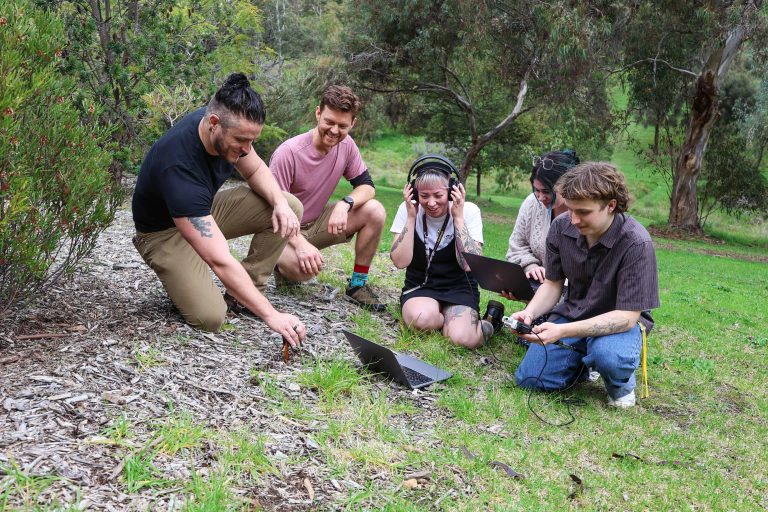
[668,70,718,232]
[668,25,747,232]
[653,112,661,155]
[476,165,481,197]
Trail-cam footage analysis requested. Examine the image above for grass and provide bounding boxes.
[315,130,768,509]
[4,129,767,509]
[133,342,165,370]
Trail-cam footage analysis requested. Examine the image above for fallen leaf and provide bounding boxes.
[403,444,425,454]
[404,470,431,480]
[403,478,418,490]
[303,477,315,500]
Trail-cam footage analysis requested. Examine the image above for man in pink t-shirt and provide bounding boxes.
[270,85,386,311]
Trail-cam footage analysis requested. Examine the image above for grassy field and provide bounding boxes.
[3,130,766,510]
[311,132,768,509]
[299,180,768,510]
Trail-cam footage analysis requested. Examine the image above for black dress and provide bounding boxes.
[400,229,480,312]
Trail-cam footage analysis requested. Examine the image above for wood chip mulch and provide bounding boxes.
[0,186,435,510]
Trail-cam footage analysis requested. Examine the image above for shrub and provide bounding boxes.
[0,0,121,317]
[699,127,768,227]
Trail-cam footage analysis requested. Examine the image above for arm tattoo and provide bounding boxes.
[391,226,409,253]
[589,318,631,337]
[188,217,213,238]
[455,225,481,268]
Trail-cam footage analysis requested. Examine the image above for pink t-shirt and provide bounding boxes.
[269,130,367,223]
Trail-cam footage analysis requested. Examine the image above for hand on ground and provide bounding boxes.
[265,312,305,348]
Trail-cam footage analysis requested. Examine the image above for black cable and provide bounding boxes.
[488,331,587,427]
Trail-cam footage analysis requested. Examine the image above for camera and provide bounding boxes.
[502,316,533,334]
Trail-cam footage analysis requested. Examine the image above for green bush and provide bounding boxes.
[0,0,121,317]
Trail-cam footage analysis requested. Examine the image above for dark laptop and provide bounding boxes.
[462,252,535,300]
[343,330,452,389]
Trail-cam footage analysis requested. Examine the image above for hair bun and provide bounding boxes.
[222,72,250,90]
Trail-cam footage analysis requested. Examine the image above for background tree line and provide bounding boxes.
[2,0,767,315]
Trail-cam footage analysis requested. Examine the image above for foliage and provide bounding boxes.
[343,0,619,189]
[699,126,768,225]
[735,73,768,169]
[55,0,276,176]
[0,0,120,317]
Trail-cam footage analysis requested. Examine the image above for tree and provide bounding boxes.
[343,0,620,184]
[622,0,767,232]
[53,0,276,176]
[1,0,120,317]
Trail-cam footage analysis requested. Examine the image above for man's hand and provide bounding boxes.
[295,238,325,276]
[526,265,546,283]
[264,311,306,348]
[522,321,564,345]
[327,202,349,236]
[272,200,300,238]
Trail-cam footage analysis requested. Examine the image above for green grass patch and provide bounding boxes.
[297,356,366,405]
[299,131,768,509]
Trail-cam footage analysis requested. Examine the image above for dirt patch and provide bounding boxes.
[649,404,697,431]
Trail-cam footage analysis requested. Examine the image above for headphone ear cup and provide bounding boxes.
[410,180,418,203]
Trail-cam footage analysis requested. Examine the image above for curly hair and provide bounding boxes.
[555,162,632,213]
[319,85,361,117]
[206,73,266,127]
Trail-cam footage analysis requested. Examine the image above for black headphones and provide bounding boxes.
[406,154,461,203]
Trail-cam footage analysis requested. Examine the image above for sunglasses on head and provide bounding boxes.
[532,155,555,170]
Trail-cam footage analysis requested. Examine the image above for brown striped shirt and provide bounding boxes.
[545,213,660,332]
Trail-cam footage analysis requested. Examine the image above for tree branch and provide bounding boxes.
[608,58,698,78]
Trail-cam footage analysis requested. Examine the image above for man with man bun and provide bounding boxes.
[510,162,659,408]
[131,73,306,346]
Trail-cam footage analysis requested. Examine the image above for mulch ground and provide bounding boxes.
[0,190,412,510]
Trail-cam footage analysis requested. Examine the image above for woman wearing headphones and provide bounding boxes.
[390,155,502,349]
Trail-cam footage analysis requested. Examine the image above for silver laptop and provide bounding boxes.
[343,330,452,389]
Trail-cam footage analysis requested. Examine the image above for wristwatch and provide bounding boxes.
[342,195,354,211]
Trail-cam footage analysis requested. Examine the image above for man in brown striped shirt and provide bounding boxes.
[510,162,659,408]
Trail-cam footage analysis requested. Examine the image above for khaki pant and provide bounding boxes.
[300,202,354,249]
[133,186,303,331]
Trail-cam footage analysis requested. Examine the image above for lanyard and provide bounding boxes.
[403,212,450,295]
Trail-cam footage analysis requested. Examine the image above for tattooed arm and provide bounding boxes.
[390,220,417,268]
[391,190,418,269]
[453,215,482,271]
[518,309,641,345]
[173,215,305,345]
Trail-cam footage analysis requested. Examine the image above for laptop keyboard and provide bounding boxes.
[402,366,432,386]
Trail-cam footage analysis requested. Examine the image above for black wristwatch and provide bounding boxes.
[342,195,354,211]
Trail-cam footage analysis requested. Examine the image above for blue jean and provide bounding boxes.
[514,317,641,400]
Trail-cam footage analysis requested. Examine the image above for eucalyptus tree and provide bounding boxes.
[622,0,767,232]
[344,0,622,183]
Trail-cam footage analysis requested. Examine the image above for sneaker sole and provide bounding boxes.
[343,294,387,312]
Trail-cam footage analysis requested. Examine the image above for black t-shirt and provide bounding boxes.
[132,108,234,232]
